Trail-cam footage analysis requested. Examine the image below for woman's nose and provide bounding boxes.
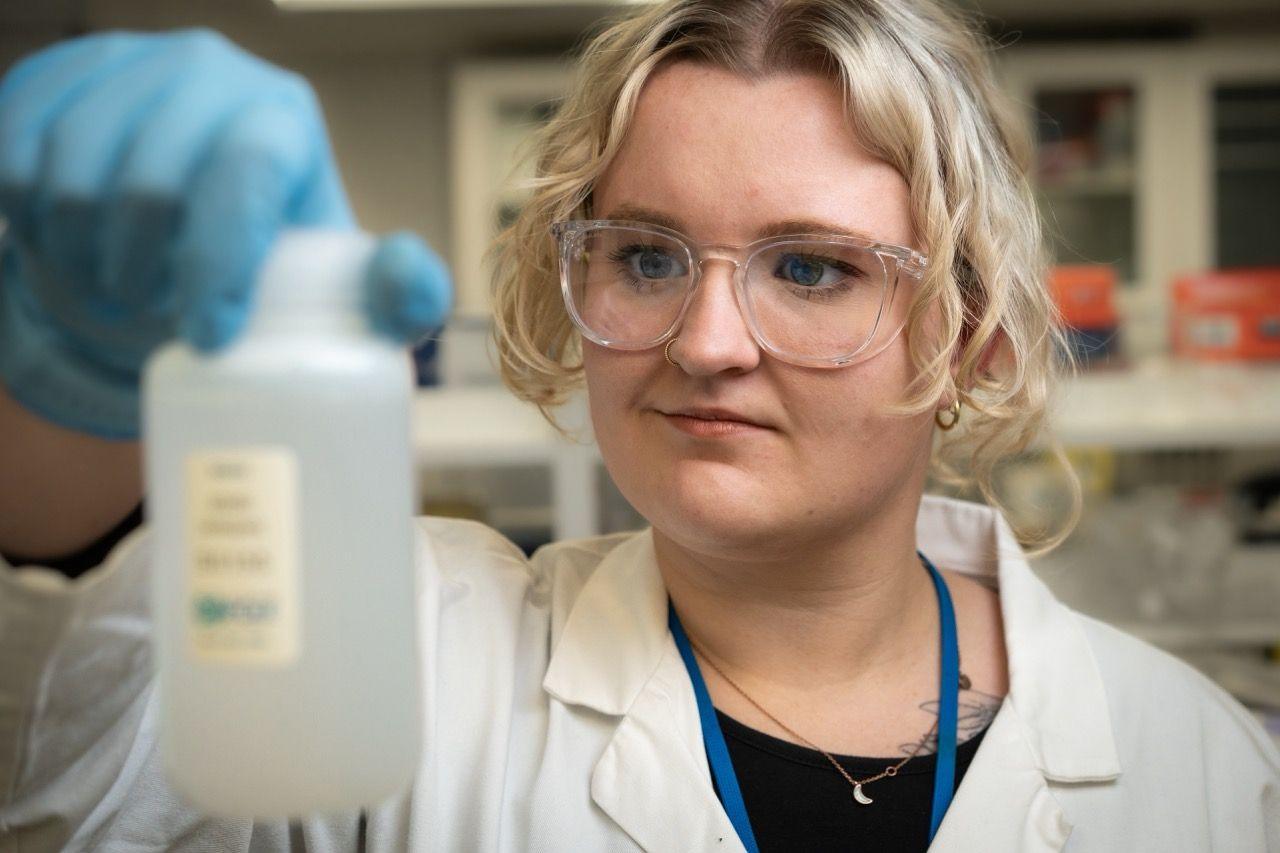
[667,259,761,375]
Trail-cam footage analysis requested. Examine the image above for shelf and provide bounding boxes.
[1054,359,1280,448]
[1037,165,1136,197]
[411,386,569,467]
[413,359,1280,462]
[412,386,599,540]
[410,359,1280,538]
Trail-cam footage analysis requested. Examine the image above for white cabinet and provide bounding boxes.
[997,39,1280,357]
[449,59,570,320]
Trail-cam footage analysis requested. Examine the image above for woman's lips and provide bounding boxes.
[661,412,771,437]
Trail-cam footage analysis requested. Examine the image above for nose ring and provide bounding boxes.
[664,337,680,367]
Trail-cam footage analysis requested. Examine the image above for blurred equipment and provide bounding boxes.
[1240,471,1280,544]
[1171,268,1280,361]
[413,334,443,386]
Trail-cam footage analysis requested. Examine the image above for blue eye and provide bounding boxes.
[636,249,676,278]
[607,244,688,281]
[775,254,849,287]
[782,257,824,286]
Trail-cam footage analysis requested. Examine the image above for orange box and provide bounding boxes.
[1050,265,1118,330]
[1171,268,1280,361]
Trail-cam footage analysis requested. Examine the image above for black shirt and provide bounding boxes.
[0,501,145,578]
[714,708,989,852]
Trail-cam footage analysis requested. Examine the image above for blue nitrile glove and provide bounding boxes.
[0,29,451,440]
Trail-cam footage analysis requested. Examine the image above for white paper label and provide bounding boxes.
[1186,315,1239,349]
[185,448,300,666]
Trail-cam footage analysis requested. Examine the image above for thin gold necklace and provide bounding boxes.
[686,636,968,806]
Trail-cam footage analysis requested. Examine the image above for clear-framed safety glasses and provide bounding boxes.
[550,219,929,368]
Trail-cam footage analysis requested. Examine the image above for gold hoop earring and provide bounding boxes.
[664,337,680,367]
[935,400,961,431]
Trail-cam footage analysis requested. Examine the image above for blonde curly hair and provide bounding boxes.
[489,0,1078,551]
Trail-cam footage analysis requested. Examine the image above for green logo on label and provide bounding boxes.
[195,595,230,625]
[193,595,276,625]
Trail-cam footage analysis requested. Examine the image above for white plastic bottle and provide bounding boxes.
[142,230,421,818]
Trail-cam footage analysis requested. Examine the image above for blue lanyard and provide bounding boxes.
[668,551,960,852]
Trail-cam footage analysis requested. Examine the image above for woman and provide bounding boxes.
[0,1,1275,852]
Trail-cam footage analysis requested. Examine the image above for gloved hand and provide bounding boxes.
[0,29,452,440]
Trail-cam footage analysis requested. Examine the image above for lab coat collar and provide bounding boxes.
[542,526,670,716]
[916,496,1122,783]
[542,495,1121,848]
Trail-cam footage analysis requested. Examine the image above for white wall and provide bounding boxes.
[301,59,453,263]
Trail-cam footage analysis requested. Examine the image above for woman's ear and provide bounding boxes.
[972,328,1007,377]
[946,325,1007,401]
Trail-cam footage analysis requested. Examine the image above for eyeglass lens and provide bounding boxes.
[564,225,891,360]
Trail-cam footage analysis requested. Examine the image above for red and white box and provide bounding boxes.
[1171,268,1280,361]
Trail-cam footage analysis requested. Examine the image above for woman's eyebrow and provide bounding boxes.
[603,204,685,232]
[602,204,882,243]
[759,219,882,243]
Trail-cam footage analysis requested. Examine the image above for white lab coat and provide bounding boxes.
[0,494,1276,852]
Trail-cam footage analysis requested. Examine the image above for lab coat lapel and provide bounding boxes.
[543,529,745,852]
[589,650,747,853]
[927,701,1072,851]
[918,496,1123,851]
[918,497,1123,778]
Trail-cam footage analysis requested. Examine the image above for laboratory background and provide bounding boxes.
[3,0,1279,748]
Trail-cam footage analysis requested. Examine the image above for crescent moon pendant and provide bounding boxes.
[852,783,874,805]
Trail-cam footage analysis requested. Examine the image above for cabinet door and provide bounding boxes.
[1000,46,1190,357]
[450,61,570,320]
[1214,80,1280,268]
[1033,86,1138,283]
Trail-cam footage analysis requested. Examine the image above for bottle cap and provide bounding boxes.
[254,229,375,315]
